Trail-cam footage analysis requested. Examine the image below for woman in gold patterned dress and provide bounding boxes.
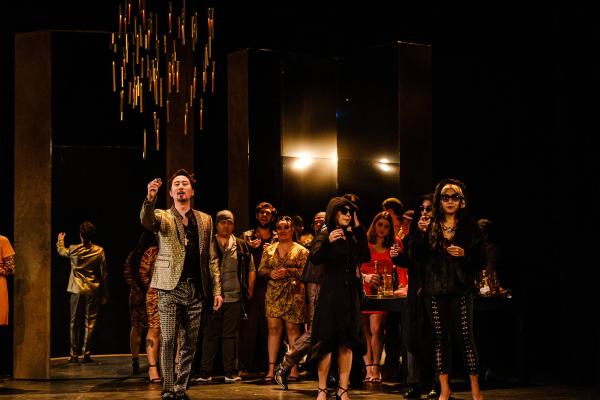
[123,230,161,383]
[258,216,309,382]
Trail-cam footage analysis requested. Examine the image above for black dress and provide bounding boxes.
[310,197,371,358]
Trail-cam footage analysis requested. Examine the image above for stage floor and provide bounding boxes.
[0,356,596,399]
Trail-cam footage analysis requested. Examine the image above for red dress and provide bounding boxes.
[360,244,393,315]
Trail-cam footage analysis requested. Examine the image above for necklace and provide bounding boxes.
[441,222,456,234]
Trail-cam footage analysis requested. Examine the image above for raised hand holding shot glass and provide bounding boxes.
[146,177,162,202]
[417,214,430,232]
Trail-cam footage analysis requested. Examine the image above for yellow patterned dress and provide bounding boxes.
[124,246,160,329]
[259,242,309,324]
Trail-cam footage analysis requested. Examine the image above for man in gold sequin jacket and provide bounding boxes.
[141,169,222,400]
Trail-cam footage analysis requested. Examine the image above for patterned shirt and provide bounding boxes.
[0,236,15,276]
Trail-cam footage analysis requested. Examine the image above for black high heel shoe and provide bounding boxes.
[264,363,277,383]
[363,364,373,383]
[148,364,162,384]
[335,386,348,400]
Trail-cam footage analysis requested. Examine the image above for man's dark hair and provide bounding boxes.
[80,221,96,242]
[382,197,404,216]
[168,168,196,188]
[255,201,276,216]
[291,215,304,227]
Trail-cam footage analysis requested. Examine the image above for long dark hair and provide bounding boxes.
[430,178,468,250]
[408,193,434,235]
[127,229,157,287]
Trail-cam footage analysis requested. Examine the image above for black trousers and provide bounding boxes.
[199,301,242,375]
[237,283,268,372]
[424,293,479,376]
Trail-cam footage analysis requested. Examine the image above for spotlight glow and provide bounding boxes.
[293,155,314,170]
[378,163,391,172]
[377,158,392,173]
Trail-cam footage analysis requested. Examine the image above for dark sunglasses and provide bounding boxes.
[419,205,433,212]
[441,194,462,202]
[339,207,353,216]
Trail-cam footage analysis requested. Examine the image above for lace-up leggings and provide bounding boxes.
[424,293,479,376]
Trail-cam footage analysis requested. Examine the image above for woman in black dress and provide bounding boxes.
[401,193,438,399]
[410,179,485,400]
[310,197,371,400]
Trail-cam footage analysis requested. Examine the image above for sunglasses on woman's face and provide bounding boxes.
[339,207,352,216]
[419,205,433,212]
[441,194,462,202]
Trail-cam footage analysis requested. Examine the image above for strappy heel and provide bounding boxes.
[363,364,374,383]
[148,364,161,384]
[371,363,382,383]
[317,387,328,400]
[264,362,277,383]
[335,386,349,400]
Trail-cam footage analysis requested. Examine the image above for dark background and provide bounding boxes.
[1,2,598,387]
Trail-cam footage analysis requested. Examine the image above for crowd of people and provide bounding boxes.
[47,169,493,400]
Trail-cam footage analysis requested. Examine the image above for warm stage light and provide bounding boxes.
[293,155,314,170]
[331,152,338,167]
[377,158,392,172]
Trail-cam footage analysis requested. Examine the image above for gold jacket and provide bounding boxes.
[141,198,221,296]
[56,240,108,297]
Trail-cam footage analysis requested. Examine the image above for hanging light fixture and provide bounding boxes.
[112,0,216,159]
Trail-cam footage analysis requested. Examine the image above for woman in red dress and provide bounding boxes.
[360,211,396,383]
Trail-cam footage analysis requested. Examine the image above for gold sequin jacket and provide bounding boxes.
[141,198,221,296]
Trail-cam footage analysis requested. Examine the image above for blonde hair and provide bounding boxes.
[441,184,466,208]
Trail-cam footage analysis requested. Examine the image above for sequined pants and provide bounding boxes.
[424,293,479,375]
[69,293,100,357]
[158,279,203,393]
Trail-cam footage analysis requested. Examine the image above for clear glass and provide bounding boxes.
[382,265,393,296]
